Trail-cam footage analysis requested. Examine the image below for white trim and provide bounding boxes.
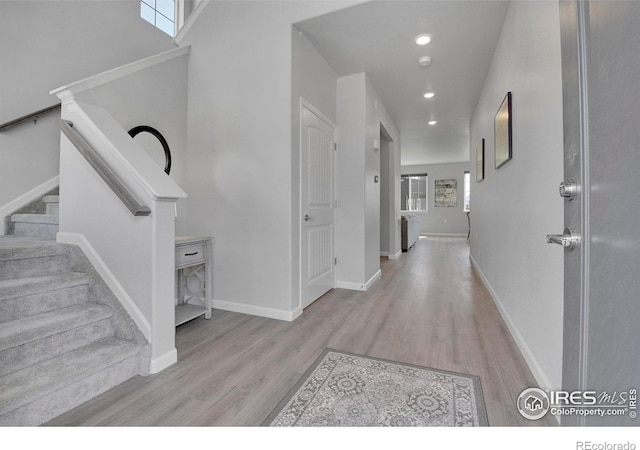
[0,176,59,235]
[380,252,389,257]
[422,233,467,238]
[336,280,366,291]
[365,269,382,290]
[212,299,302,322]
[388,250,402,260]
[56,232,151,341]
[336,270,382,292]
[50,46,190,100]
[173,0,209,45]
[149,348,177,374]
[469,254,553,392]
[300,98,337,129]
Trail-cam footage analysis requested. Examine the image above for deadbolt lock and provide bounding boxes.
[559,178,579,200]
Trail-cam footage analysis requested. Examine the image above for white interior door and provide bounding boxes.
[300,105,336,308]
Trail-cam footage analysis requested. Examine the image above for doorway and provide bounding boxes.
[379,124,394,258]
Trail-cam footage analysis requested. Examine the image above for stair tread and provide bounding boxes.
[0,272,90,301]
[42,195,59,203]
[11,214,59,225]
[0,337,141,416]
[0,237,69,261]
[0,304,112,352]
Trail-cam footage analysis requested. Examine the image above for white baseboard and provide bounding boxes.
[380,251,389,257]
[422,233,467,238]
[365,269,381,290]
[150,348,177,374]
[336,280,366,291]
[56,232,151,341]
[0,176,59,234]
[389,250,402,260]
[469,254,552,392]
[336,269,382,292]
[212,299,302,322]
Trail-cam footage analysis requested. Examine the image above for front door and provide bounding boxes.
[558,0,640,426]
[300,105,336,309]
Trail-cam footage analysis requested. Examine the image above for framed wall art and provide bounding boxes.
[476,138,485,182]
[434,179,457,207]
[494,91,512,169]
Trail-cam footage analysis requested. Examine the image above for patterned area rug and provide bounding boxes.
[264,349,488,427]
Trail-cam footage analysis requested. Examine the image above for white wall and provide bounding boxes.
[336,73,400,289]
[178,1,358,319]
[469,1,564,391]
[401,162,470,236]
[0,0,174,213]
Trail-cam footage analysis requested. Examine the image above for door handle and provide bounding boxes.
[546,227,579,250]
[304,214,314,222]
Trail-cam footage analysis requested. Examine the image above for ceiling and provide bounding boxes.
[295,1,510,166]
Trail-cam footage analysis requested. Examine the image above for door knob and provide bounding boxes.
[304,214,314,222]
[559,178,579,200]
[546,227,579,250]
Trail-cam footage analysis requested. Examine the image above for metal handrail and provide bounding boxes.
[0,104,61,132]
[56,118,151,217]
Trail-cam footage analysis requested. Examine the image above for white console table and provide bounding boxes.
[175,236,213,326]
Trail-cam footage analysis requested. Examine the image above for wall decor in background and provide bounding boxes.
[476,138,485,182]
[435,179,457,207]
[494,91,512,169]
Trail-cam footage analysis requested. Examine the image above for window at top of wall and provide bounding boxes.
[401,174,428,212]
[141,0,176,37]
[463,171,471,212]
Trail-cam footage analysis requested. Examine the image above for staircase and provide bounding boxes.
[0,194,150,426]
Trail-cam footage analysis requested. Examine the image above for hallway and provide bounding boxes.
[48,237,556,426]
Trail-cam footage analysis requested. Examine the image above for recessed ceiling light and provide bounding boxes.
[415,34,432,46]
[428,120,438,126]
[424,92,435,99]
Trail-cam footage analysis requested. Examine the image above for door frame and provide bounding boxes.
[298,97,337,311]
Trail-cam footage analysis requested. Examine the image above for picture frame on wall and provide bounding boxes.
[494,91,512,169]
[476,138,485,182]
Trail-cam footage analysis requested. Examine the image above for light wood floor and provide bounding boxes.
[47,237,556,426]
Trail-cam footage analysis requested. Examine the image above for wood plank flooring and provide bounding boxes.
[47,237,557,426]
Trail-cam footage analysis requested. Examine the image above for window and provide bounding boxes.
[141,0,176,37]
[401,174,428,211]
[463,171,471,212]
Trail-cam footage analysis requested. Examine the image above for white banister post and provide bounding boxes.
[149,199,179,374]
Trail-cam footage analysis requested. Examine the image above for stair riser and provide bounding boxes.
[0,255,71,281]
[0,319,113,377]
[12,222,58,240]
[45,204,59,216]
[0,284,89,324]
[0,355,138,426]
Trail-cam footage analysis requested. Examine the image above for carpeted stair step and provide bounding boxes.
[43,195,59,216]
[0,237,71,281]
[0,337,141,426]
[11,214,59,240]
[0,273,90,324]
[0,304,114,376]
